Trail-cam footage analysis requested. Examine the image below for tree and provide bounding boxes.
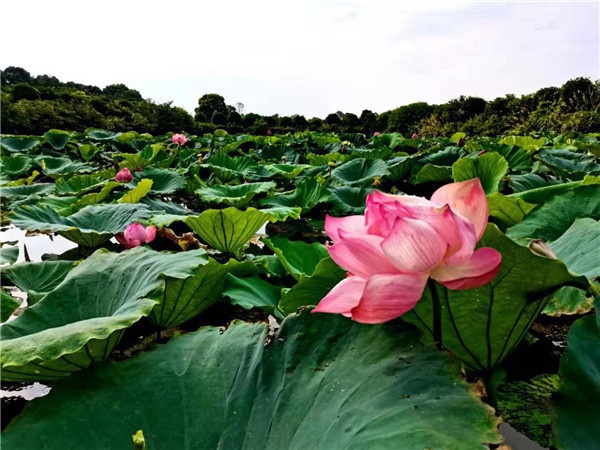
[387,102,434,135]
[235,102,245,114]
[1,66,31,85]
[103,84,143,101]
[195,93,228,123]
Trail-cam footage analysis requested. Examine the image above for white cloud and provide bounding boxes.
[1,0,598,118]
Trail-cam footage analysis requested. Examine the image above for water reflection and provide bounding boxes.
[0,227,78,263]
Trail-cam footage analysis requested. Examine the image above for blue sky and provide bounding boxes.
[1,0,598,118]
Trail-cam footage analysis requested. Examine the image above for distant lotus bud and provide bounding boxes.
[478,150,487,156]
[281,156,287,164]
[457,137,466,147]
[373,131,381,136]
[115,167,133,183]
[172,133,189,146]
[135,166,142,172]
[411,133,419,139]
[341,144,347,153]
[267,129,272,136]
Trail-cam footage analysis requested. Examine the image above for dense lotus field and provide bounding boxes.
[0,128,599,449]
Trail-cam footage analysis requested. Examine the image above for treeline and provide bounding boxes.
[1,66,599,137]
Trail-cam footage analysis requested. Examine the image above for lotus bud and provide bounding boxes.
[172,133,189,146]
[115,167,133,183]
[267,129,272,136]
[132,430,146,450]
[373,131,381,136]
[411,132,419,139]
[341,144,347,153]
[116,223,157,249]
[457,137,466,147]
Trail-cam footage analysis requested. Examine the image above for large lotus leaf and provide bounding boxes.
[548,218,600,279]
[554,299,600,450]
[0,247,207,382]
[185,208,271,255]
[1,289,20,322]
[0,155,34,178]
[78,143,101,161]
[54,171,116,195]
[499,136,546,152]
[202,154,258,182]
[264,237,329,280]
[197,182,276,208]
[543,286,593,316]
[150,257,256,330]
[452,152,509,195]
[507,173,563,195]
[536,148,600,180]
[506,185,600,245]
[0,136,40,152]
[61,181,121,214]
[0,184,55,199]
[331,158,390,187]
[118,178,153,203]
[387,155,412,181]
[43,130,72,151]
[279,257,346,315]
[306,152,349,166]
[418,146,463,166]
[223,273,283,317]
[415,163,453,184]
[348,147,393,160]
[134,168,185,194]
[0,245,19,265]
[10,203,152,247]
[493,145,533,172]
[328,186,373,214]
[1,312,500,449]
[142,198,197,216]
[1,260,75,305]
[404,224,587,372]
[259,206,302,222]
[487,192,537,230]
[86,129,121,140]
[261,163,311,179]
[261,177,330,214]
[36,156,96,178]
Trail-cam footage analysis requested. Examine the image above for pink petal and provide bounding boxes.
[350,273,428,323]
[125,223,148,242]
[365,191,433,236]
[381,217,447,273]
[312,276,367,315]
[144,226,157,243]
[328,234,400,278]
[324,214,365,243]
[127,239,143,249]
[431,247,502,290]
[115,234,128,246]
[430,179,488,240]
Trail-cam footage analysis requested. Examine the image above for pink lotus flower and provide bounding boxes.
[312,179,501,324]
[373,131,381,136]
[267,129,273,136]
[411,132,419,139]
[172,133,189,146]
[115,167,133,183]
[116,223,157,249]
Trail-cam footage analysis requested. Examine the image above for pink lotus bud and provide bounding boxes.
[373,131,381,136]
[116,223,157,249]
[312,179,501,324]
[457,137,466,147]
[341,144,347,153]
[411,133,419,139]
[115,168,133,183]
[172,133,189,146]
[267,129,272,136]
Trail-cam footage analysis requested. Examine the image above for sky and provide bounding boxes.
[1,0,599,119]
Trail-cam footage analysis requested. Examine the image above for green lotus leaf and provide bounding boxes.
[86,129,121,140]
[543,286,593,316]
[0,184,55,199]
[555,299,600,450]
[78,143,101,161]
[415,163,453,184]
[500,136,546,152]
[0,155,34,178]
[331,158,390,187]
[493,145,533,172]
[54,171,116,195]
[151,257,256,330]
[548,218,600,279]
[0,136,40,152]
[452,152,509,195]
[135,168,185,194]
[306,152,349,166]
[10,203,152,247]
[328,186,373,214]
[507,173,562,194]
[264,237,329,280]
[1,260,76,305]
[261,163,311,179]
[536,148,600,180]
[258,206,302,222]
[404,224,588,372]
[63,181,121,213]
[202,154,258,182]
[197,182,276,208]
[223,273,282,317]
[43,130,72,151]
[260,177,330,213]
[2,312,500,449]
[487,192,536,230]
[419,146,463,166]
[0,247,207,382]
[506,185,600,245]
[185,207,269,255]
[1,289,20,322]
[35,156,96,178]
[118,179,153,204]
[0,245,19,265]
[142,198,197,216]
[387,155,412,181]
[279,257,346,315]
